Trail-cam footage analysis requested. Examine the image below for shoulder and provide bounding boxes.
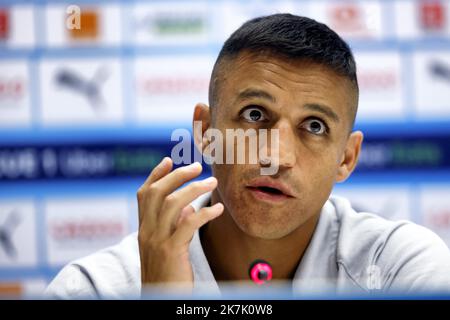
[329,195,450,293]
[329,195,410,257]
[45,232,141,299]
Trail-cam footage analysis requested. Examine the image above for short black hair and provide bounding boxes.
[209,13,359,127]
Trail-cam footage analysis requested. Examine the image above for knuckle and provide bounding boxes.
[185,214,199,229]
[164,194,177,206]
[137,187,146,201]
[137,231,149,246]
[176,165,189,174]
[147,184,160,196]
[191,181,204,191]
[175,165,194,177]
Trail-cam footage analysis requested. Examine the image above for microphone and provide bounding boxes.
[249,259,272,285]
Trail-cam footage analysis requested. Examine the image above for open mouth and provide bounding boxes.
[248,186,285,195]
[245,177,294,203]
[246,186,291,202]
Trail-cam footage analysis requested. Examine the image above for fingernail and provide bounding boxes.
[190,162,202,170]
[161,157,170,166]
[213,202,223,209]
[211,202,224,212]
[203,177,217,186]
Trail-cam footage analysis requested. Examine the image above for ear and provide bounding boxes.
[336,131,364,183]
[192,103,211,154]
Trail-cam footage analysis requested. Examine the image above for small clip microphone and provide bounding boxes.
[249,259,272,285]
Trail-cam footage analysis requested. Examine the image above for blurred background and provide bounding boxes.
[0,0,450,297]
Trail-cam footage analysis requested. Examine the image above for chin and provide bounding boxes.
[239,221,295,240]
[230,208,300,240]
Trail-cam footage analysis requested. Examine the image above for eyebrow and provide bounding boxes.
[236,88,340,123]
[236,88,276,104]
[304,103,340,123]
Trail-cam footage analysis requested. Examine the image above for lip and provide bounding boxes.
[245,177,295,203]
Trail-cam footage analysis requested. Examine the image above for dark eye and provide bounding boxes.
[241,107,267,122]
[302,118,327,135]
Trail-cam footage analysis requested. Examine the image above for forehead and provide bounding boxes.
[216,51,356,125]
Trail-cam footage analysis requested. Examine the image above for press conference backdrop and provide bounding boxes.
[0,0,450,297]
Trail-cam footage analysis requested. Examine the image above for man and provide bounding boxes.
[46,14,450,298]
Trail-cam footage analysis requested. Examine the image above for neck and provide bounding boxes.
[200,191,320,283]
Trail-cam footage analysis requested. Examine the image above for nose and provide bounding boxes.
[260,119,296,170]
[275,120,297,169]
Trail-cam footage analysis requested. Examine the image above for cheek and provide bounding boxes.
[302,144,341,174]
[212,164,241,201]
[299,150,340,196]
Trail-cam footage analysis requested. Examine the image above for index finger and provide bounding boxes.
[150,161,204,197]
[143,157,173,187]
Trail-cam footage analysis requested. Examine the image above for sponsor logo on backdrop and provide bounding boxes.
[309,1,383,39]
[0,279,48,298]
[46,4,120,47]
[419,1,446,31]
[137,12,205,36]
[0,144,168,181]
[0,61,31,126]
[135,71,209,121]
[40,58,123,125]
[0,8,9,40]
[134,56,213,122]
[45,198,129,266]
[0,202,37,267]
[323,2,381,39]
[0,148,38,180]
[0,210,21,259]
[67,8,99,40]
[0,282,21,297]
[133,4,208,44]
[413,52,450,116]
[329,4,364,32]
[55,65,110,110]
[49,219,124,242]
[429,60,450,83]
[358,139,446,170]
[136,76,209,96]
[358,69,398,91]
[355,52,403,118]
[426,209,450,229]
[1,6,35,47]
[0,76,26,102]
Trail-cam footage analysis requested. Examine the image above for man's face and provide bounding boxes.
[209,51,358,240]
